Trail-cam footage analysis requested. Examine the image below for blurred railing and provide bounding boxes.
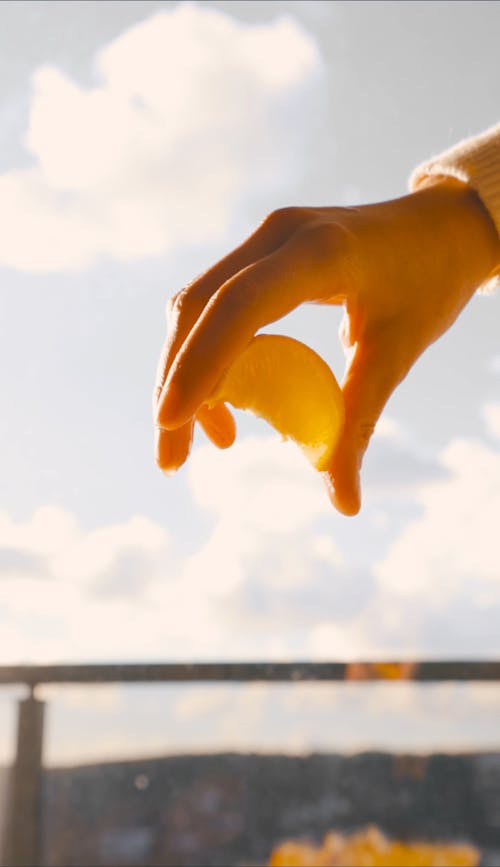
[2,660,500,867]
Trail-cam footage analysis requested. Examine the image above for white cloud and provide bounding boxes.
[362,417,448,498]
[0,506,169,591]
[0,546,47,580]
[0,505,78,557]
[310,619,383,660]
[178,436,375,634]
[0,3,323,272]
[2,428,500,758]
[0,507,173,663]
[119,682,500,756]
[39,684,123,711]
[2,424,499,668]
[3,676,500,766]
[373,416,404,440]
[377,438,500,596]
[141,436,352,656]
[309,433,500,660]
[51,514,168,590]
[0,436,369,664]
[187,435,333,533]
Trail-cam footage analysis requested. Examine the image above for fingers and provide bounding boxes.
[154,209,309,471]
[157,222,346,430]
[155,421,194,473]
[323,333,407,516]
[154,207,309,402]
[196,403,236,449]
[155,405,236,474]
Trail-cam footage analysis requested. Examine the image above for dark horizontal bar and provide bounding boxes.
[0,661,500,687]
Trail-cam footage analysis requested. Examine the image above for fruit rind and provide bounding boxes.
[206,334,344,470]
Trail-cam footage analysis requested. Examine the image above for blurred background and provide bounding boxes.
[0,1,499,864]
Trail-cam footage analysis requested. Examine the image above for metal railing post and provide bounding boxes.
[2,687,45,867]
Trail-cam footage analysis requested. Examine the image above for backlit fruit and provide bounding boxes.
[205,334,344,471]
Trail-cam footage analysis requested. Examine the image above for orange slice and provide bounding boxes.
[206,334,344,471]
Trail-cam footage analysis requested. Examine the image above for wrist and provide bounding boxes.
[414,176,500,289]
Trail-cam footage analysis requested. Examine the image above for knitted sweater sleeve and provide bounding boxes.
[409,122,500,294]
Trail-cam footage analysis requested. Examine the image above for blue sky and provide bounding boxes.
[0,0,500,762]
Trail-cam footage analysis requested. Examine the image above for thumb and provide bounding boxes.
[323,336,405,516]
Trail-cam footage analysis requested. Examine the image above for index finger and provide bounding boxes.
[157,222,345,429]
[153,207,310,404]
[153,209,310,469]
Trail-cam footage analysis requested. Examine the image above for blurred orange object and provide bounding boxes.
[268,825,480,866]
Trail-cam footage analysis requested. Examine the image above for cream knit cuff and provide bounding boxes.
[409,122,500,294]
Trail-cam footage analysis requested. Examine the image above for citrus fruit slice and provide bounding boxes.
[206,334,344,471]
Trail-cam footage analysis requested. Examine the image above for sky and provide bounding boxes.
[0,0,500,764]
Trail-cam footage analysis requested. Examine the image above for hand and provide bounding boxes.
[154,177,499,515]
